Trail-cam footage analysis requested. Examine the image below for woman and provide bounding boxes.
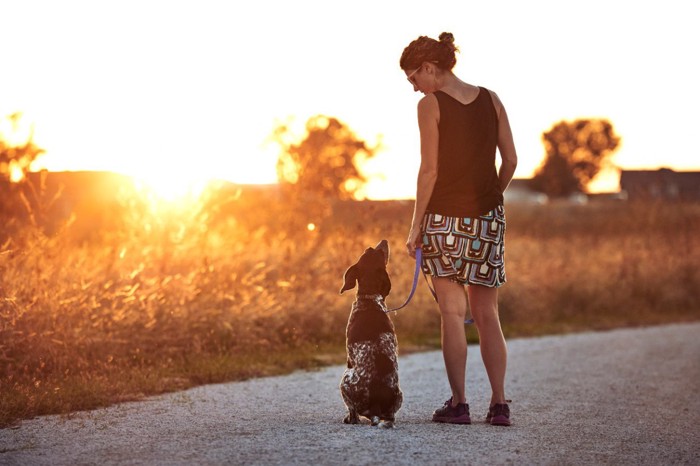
[400,32,518,426]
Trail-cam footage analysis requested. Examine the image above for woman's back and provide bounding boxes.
[427,87,502,217]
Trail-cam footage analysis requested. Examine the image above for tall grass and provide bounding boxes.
[1,191,699,427]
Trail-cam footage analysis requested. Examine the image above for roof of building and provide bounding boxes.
[620,168,700,189]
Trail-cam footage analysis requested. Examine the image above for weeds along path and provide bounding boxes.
[1,322,699,465]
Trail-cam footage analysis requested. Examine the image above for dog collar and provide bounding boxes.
[357,294,384,301]
[355,294,388,312]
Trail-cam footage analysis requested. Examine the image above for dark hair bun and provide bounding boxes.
[438,32,457,52]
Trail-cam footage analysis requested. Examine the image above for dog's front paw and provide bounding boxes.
[343,413,359,424]
[380,420,395,429]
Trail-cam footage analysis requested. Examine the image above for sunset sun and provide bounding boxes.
[133,170,211,202]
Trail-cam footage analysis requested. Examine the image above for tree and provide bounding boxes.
[0,112,46,227]
[273,115,379,200]
[532,118,620,197]
[1,113,44,180]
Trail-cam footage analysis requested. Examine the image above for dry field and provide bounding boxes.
[1,187,699,427]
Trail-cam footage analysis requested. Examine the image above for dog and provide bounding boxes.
[338,239,403,428]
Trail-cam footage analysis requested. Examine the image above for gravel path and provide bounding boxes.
[1,322,699,465]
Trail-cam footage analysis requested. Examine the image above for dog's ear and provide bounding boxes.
[379,271,392,297]
[340,264,358,294]
[375,239,389,265]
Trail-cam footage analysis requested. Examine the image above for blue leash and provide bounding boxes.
[386,247,424,312]
[386,247,474,325]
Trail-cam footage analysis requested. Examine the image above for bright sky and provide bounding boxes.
[2,0,698,199]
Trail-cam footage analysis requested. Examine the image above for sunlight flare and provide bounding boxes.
[9,162,24,183]
[133,171,210,203]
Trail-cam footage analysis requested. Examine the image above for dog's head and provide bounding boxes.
[339,239,391,297]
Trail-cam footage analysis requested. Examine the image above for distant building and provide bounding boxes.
[504,179,548,204]
[620,168,700,201]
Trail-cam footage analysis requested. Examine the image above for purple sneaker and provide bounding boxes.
[432,398,471,424]
[486,403,511,426]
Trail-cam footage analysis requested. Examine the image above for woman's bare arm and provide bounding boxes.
[407,93,440,255]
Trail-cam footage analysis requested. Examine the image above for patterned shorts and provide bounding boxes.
[420,205,506,288]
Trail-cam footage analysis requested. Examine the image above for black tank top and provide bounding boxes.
[426,87,503,217]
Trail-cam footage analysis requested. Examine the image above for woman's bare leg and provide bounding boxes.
[432,277,468,405]
[467,285,508,405]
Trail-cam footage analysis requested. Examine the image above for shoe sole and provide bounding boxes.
[432,415,472,425]
[490,415,511,426]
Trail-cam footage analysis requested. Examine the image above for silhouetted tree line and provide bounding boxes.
[1,111,622,242]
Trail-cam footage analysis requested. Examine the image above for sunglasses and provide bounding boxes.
[406,66,422,85]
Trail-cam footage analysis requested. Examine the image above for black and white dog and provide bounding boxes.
[339,239,403,428]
